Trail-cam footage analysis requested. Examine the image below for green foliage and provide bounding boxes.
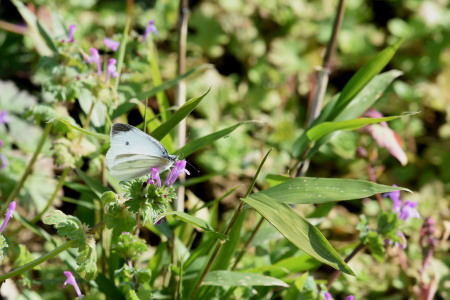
[112,233,147,261]
[0,235,7,260]
[203,270,289,287]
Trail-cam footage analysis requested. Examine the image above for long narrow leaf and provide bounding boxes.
[243,194,354,275]
[176,123,244,157]
[306,113,416,142]
[52,118,108,140]
[203,270,288,287]
[151,89,210,140]
[257,176,411,204]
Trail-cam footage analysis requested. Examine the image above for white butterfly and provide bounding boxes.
[106,123,178,181]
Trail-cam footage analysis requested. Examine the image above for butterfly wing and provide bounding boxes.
[106,123,175,181]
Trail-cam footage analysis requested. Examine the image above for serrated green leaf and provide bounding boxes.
[176,122,244,157]
[151,89,210,140]
[242,194,354,275]
[104,203,136,238]
[256,177,411,204]
[0,235,7,260]
[43,210,85,245]
[77,236,98,280]
[203,270,289,287]
[306,113,416,141]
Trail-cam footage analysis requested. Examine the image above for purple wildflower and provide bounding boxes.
[398,201,421,221]
[0,111,8,124]
[142,20,158,42]
[104,38,120,52]
[63,271,83,298]
[0,201,16,233]
[0,154,8,170]
[346,296,355,300]
[164,160,190,187]
[323,291,333,300]
[67,24,76,43]
[86,48,102,75]
[147,167,162,187]
[122,232,130,235]
[384,185,402,214]
[105,58,118,82]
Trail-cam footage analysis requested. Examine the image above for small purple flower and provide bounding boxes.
[147,167,162,187]
[0,111,8,124]
[164,160,190,187]
[323,291,333,300]
[142,20,158,42]
[122,232,130,235]
[346,296,355,300]
[105,58,118,82]
[67,24,76,43]
[0,201,16,233]
[63,271,83,298]
[104,38,120,52]
[398,201,421,221]
[0,154,8,170]
[86,48,102,75]
[384,185,402,213]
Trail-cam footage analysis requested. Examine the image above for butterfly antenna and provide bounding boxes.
[143,98,149,134]
[186,160,200,173]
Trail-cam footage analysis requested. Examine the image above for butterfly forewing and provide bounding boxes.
[106,123,176,181]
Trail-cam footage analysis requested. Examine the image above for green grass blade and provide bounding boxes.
[243,194,354,275]
[256,176,411,204]
[306,112,417,142]
[203,270,288,287]
[151,89,210,140]
[52,118,109,140]
[176,123,244,157]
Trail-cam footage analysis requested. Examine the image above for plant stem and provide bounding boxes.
[0,239,76,282]
[326,242,364,289]
[174,0,189,214]
[1,122,53,215]
[31,167,70,223]
[188,149,272,300]
[296,0,346,176]
[231,216,264,270]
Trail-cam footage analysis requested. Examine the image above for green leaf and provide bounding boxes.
[151,89,210,140]
[203,270,289,287]
[77,236,98,280]
[0,235,7,260]
[113,65,210,118]
[176,123,244,157]
[255,177,411,204]
[36,20,58,54]
[329,38,405,119]
[161,211,226,240]
[75,168,109,198]
[104,202,137,238]
[52,118,109,140]
[42,210,85,245]
[306,113,416,142]
[242,194,354,275]
[244,254,321,278]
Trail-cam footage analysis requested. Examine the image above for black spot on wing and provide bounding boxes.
[126,141,129,145]
[111,123,133,136]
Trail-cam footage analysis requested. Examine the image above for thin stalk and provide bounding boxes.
[326,242,364,289]
[296,0,346,176]
[83,101,96,129]
[174,0,189,213]
[188,149,273,300]
[31,167,71,223]
[0,240,76,282]
[1,122,53,215]
[231,216,264,270]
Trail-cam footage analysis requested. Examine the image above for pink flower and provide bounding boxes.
[0,111,8,124]
[104,38,120,52]
[142,20,158,42]
[105,58,118,82]
[67,24,76,43]
[0,201,16,233]
[362,109,407,166]
[63,271,83,298]
[86,48,102,75]
[147,167,162,187]
[164,160,190,187]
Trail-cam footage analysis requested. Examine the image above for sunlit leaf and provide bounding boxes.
[203,270,289,287]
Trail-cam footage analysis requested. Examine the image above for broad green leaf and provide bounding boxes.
[161,211,226,240]
[243,194,354,275]
[151,89,210,140]
[203,270,288,287]
[329,38,404,119]
[256,177,411,204]
[112,65,211,119]
[77,236,98,280]
[176,123,244,157]
[10,0,53,56]
[306,113,416,142]
[52,118,108,140]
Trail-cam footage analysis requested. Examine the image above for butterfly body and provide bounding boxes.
[106,123,177,181]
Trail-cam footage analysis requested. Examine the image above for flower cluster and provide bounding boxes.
[147,160,190,188]
[385,186,421,221]
[142,20,158,42]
